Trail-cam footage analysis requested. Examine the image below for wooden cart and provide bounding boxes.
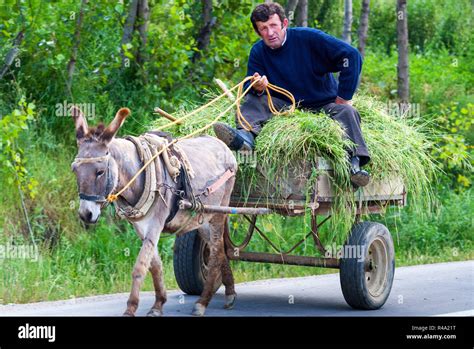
[173,157,405,310]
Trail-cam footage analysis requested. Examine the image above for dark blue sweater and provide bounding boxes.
[246,27,363,109]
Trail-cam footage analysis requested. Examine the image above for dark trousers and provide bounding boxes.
[236,94,371,166]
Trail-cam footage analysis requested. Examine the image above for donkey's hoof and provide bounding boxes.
[147,308,163,317]
[191,303,206,317]
[122,311,135,317]
[223,294,236,310]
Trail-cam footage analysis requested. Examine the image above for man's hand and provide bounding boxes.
[251,72,268,93]
[335,96,353,105]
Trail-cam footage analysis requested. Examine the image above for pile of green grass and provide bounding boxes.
[150,92,438,245]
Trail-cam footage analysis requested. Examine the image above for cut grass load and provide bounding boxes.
[150,92,438,248]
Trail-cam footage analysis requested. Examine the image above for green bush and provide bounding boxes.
[380,189,473,257]
[366,0,472,55]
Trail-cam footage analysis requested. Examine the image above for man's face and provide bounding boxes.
[255,14,288,49]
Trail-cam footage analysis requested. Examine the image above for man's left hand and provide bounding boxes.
[335,96,352,105]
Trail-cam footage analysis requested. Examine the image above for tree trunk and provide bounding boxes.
[0,31,25,80]
[66,0,89,90]
[192,0,215,63]
[357,0,370,57]
[296,0,308,27]
[342,0,352,43]
[136,0,150,67]
[121,0,139,68]
[286,0,299,26]
[397,0,409,105]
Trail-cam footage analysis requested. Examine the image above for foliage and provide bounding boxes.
[380,188,474,257]
[362,50,473,188]
[0,96,38,199]
[432,103,473,188]
[365,0,473,56]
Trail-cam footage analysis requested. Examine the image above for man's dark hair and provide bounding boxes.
[250,3,287,33]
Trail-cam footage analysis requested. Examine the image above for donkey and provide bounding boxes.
[70,106,238,316]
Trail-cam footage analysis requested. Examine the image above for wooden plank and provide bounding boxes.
[232,157,406,209]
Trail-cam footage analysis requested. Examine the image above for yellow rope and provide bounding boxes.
[107,77,295,203]
[235,81,296,131]
[156,76,253,131]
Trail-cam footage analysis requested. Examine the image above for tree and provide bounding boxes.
[296,0,308,27]
[120,0,150,70]
[286,0,299,26]
[397,0,409,105]
[66,0,89,91]
[342,0,353,43]
[357,0,370,57]
[192,0,216,63]
[0,3,25,80]
[120,0,139,68]
[136,0,150,67]
[0,31,24,80]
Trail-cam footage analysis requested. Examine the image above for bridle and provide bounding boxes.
[72,153,114,207]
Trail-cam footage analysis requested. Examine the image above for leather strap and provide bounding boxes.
[79,193,107,202]
[203,168,235,197]
[114,135,158,220]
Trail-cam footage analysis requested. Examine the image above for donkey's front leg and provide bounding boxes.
[123,238,156,317]
[146,249,167,317]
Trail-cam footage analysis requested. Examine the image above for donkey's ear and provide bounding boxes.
[101,108,131,144]
[70,106,88,141]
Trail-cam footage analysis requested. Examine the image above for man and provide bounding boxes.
[213,2,371,187]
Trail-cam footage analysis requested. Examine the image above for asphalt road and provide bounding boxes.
[0,260,472,317]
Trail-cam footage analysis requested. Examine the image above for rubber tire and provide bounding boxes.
[173,230,222,295]
[339,222,395,310]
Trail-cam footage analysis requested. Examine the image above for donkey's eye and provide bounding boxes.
[96,170,105,177]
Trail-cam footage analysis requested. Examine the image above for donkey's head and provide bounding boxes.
[70,106,130,224]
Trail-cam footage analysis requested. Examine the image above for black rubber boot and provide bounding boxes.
[213,122,254,151]
[350,156,370,187]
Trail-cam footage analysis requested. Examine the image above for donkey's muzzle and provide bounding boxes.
[79,210,98,224]
[78,200,101,224]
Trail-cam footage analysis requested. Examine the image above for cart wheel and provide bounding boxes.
[339,222,395,310]
[173,230,222,295]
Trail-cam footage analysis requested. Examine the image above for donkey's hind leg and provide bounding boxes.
[221,250,236,309]
[221,219,236,309]
[191,219,225,316]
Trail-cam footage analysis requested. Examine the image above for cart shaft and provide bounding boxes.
[179,200,273,215]
[226,249,340,268]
